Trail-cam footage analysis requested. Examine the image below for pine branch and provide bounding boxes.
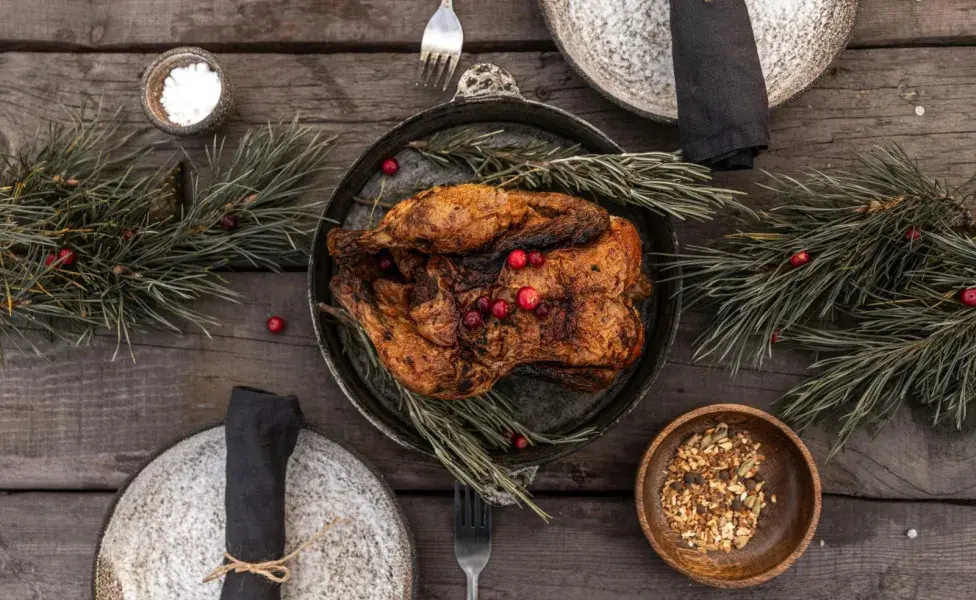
[0,110,336,362]
[409,128,745,221]
[777,232,976,455]
[669,144,976,455]
[675,145,971,372]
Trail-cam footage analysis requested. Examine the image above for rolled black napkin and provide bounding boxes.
[670,0,770,170]
[221,386,304,600]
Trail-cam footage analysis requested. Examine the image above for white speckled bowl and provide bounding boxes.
[539,0,859,122]
[92,427,416,600]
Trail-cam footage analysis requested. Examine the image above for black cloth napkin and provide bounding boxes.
[221,386,304,600]
[670,0,770,170]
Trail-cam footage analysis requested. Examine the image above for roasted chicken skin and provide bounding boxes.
[328,185,649,400]
[328,184,610,259]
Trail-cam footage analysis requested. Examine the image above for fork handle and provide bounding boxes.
[466,572,478,600]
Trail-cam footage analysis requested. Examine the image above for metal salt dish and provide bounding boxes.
[307,64,683,474]
[141,46,235,137]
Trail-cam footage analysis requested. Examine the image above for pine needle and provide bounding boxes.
[0,109,336,362]
[669,144,976,454]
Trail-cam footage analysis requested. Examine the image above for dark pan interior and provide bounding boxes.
[308,96,682,469]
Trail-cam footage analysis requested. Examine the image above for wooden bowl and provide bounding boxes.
[635,404,821,588]
[140,46,234,137]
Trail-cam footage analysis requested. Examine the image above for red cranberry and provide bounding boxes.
[512,434,529,450]
[528,251,546,267]
[789,250,810,268]
[219,214,239,231]
[377,256,394,271]
[58,248,76,266]
[506,249,528,270]
[516,286,540,311]
[771,330,782,343]
[475,295,491,314]
[381,158,399,176]
[121,228,136,241]
[266,316,286,334]
[462,310,483,328]
[905,227,921,242]
[44,253,57,267]
[534,302,550,318]
[490,299,510,319]
[962,288,976,307]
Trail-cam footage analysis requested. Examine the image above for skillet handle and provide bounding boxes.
[453,63,524,101]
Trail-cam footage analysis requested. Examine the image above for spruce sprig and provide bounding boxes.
[0,109,336,361]
[409,128,744,221]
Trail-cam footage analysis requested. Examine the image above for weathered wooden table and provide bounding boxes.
[2,2,976,598]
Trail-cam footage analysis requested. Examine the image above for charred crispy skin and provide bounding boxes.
[328,185,648,400]
[328,184,610,260]
[331,272,497,398]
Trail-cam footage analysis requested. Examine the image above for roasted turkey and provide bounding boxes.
[328,184,651,400]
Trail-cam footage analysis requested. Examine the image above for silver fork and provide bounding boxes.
[454,482,491,600]
[419,0,463,90]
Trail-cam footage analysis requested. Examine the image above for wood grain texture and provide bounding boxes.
[3,48,976,497]
[2,492,975,599]
[0,0,973,50]
[2,47,976,210]
[2,273,975,500]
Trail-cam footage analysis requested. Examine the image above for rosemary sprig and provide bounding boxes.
[409,128,744,221]
[320,303,596,521]
[0,109,336,362]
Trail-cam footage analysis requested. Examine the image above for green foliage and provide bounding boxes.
[673,145,976,455]
[0,108,335,361]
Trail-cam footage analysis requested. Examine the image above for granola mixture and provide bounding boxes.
[660,423,774,553]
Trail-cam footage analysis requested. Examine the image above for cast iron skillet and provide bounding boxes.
[308,64,682,471]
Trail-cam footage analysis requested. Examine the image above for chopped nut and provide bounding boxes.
[660,426,772,553]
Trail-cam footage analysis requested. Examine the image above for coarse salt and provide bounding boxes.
[160,62,221,127]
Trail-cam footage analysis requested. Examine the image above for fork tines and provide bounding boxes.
[419,3,463,91]
[454,482,491,531]
[419,51,461,91]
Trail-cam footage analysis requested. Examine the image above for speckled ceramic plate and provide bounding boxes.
[92,427,416,600]
[539,0,859,121]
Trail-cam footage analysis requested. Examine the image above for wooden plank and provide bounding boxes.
[3,491,976,599]
[853,0,976,47]
[3,272,975,500]
[0,0,973,50]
